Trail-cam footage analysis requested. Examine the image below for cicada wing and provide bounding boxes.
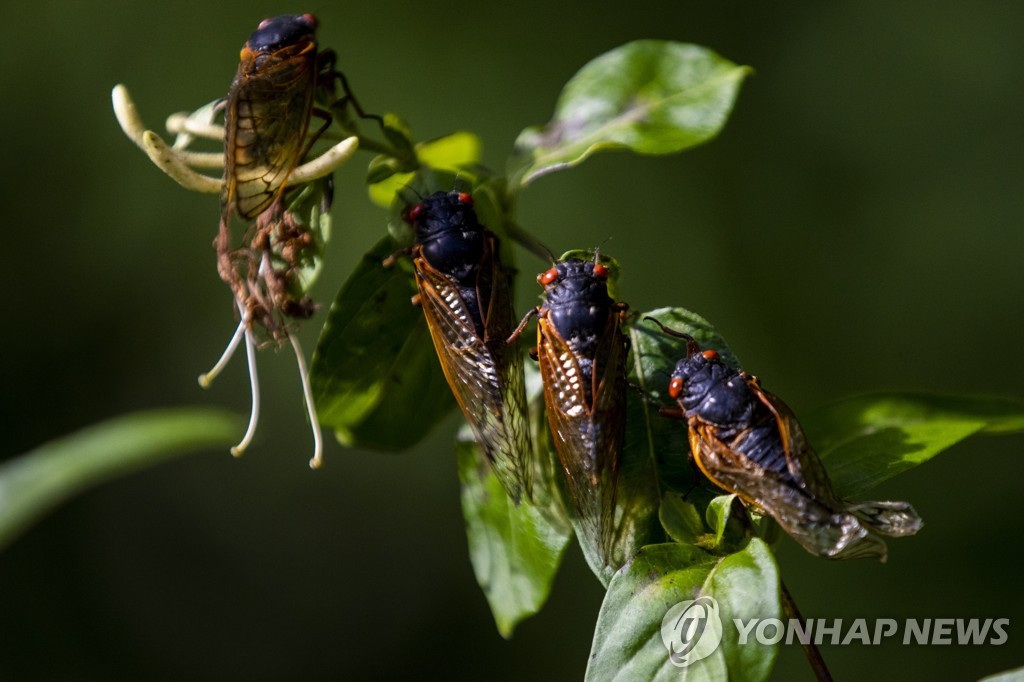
[479,238,534,498]
[845,500,923,537]
[224,52,318,219]
[750,382,923,541]
[538,315,626,567]
[746,381,841,504]
[415,249,531,503]
[690,423,889,560]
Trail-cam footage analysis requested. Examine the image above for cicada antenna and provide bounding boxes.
[643,317,701,358]
[397,181,424,204]
[592,237,613,264]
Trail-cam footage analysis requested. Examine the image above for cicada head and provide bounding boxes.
[668,346,722,402]
[537,258,614,357]
[404,190,484,281]
[246,14,318,56]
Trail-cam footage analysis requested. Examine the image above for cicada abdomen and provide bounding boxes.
[652,321,923,560]
[525,255,629,567]
[403,190,533,503]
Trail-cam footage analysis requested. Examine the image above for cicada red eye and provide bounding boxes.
[257,17,273,29]
[457,192,474,206]
[405,203,425,223]
[592,263,609,279]
[538,268,560,286]
[668,377,684,400]
[302,13,318,28]
[702,349,719,361]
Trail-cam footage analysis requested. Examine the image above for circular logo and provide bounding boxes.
[660,596,724,668]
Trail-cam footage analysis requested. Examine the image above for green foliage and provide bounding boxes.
[512,40,750,186]
[22,30,1023,682]
[0,409,240,551]
[586,540,779,682]
[310,236,455,449]
[804,393,1024,497]
[456,424,571,638]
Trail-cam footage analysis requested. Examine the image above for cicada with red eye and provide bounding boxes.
[217,14,380,317]
[511,254,629,566]
[403,189,533,503]
[222,13,378,222]
[647,319,923,560]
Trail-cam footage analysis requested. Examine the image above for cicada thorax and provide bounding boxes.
[405,190,533,502]
[535,257,628,564]
[664,338,923,560]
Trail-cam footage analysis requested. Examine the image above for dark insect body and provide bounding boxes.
[513,255,629,565]
[404,190,532,502]
[651,320,922,560]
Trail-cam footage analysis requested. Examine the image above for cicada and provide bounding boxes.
[402,189,533,502]
[648,319,923,560]
[223,13,374,220]
[512,254,629,564]
[218,13,378,329]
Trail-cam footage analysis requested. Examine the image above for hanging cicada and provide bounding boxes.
[399,189,533,502]
[219,13,380,337]
[110,14,379,467]
[203,13,384,467]
[647,319,923,560]
[511,253,630,567]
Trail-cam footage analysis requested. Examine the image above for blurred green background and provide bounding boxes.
[2,1,1022,679]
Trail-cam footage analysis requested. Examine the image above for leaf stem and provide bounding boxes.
[506,221,555,262]
[730,501,834,681]
[780,580,834,682]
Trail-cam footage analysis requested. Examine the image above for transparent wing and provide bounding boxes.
[746,381,841,504]
[415,240,532,503]
[538,314,627,567]
[750,384,924,542]
[690,423,889,560]
[224,53,318,219]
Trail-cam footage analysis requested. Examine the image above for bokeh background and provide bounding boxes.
[2,1,1022,679]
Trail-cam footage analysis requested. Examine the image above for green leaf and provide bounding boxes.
[512,40,749,186]
[365,155,403,185]
[368,131,483,208]
[0,408,241,552]
[980,666,1024,682]
[381,113,416,154]
[586,539,779,682]
[705,494,736,550]
[456,425,571,638]
[803,392,1024,498]
[310,236,455,449]
[659,493,704,544]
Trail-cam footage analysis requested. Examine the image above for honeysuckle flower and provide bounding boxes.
[112,84,359,469]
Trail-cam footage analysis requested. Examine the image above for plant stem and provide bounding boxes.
[729,502,834,681]
[780,580,834,682]
[354,134,414,161]
[506,221,555,262]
